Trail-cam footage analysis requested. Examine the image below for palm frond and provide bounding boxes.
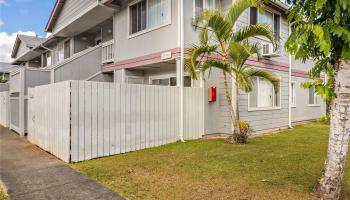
[308,57,333,78]
[200,59,232,75]
[233,24,275,45]
[225,0,263,28]
[199,10,233,44]
[246,68,280,92]
[236,71,254,92]
[185,45,219,80]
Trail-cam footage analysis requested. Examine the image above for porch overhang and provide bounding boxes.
[51,3,116,37]
[101,48,181,72]
[11,50,43,65]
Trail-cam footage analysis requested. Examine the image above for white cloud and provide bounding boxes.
[0,31,36,63]
[0,0,6,4]
[46,32,52,38]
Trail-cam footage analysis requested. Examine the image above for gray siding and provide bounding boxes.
[0,84,9,92]
[54,46,102,82]
[239,70,289,131]
[204,69,231,134]
[292,56,314,72]
[89,73,113,82]
[24,70,51,95]
[292,76,326,122]
[15,42,30,59]
[114,0,179,61]
[52,0,97,33]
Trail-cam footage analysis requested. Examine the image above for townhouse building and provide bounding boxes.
[9,0,325,136]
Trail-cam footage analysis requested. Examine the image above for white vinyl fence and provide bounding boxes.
[28,81,204,162]
[0,91,10,127]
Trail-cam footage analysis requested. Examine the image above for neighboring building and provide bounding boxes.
[0,62,18,82]
[9,0,325,136]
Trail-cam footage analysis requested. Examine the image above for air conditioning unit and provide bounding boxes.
[261,43,281,57]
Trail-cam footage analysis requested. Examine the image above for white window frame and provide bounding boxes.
[248,76,282,111]
[291,81,296,107]
[128,0,172,39]
[192,0,216,20]
[43,51,52,67]
[126,76,145,84]
[249,7,282,42]
[308,87,320,107]
[148,73,193,87]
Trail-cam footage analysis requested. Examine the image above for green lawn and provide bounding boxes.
[71,123,350,200]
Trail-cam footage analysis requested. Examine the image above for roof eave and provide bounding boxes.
[45,0,66,33]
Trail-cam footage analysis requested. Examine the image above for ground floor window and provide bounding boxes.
[308,87,319,105]
[150,75,192,87]
[249,77,280,109]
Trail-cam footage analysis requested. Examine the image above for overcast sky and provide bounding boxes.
[0,0,56,63]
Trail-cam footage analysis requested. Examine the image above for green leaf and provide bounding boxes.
[315,0,326,10]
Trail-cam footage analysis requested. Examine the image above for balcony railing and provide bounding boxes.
[102,40,114,64]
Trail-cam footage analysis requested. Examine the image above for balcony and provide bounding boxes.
[102,40,114,64]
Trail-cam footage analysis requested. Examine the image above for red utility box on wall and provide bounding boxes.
[208,87,217,102]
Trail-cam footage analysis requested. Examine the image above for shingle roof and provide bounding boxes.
[11,35,45,58]
[18,35,45,48]
[0,62,19,73]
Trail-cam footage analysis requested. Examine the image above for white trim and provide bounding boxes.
[308,87,320,106]
[128,0,172,39]
[148,73,192,86]
[85,71,103,81]
[250,7,282,42]
[308,104,321,107]
[128,23,172,39]
[247,76,282,112]
[192,0,216,21]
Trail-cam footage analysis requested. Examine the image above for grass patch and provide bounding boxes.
[71,123,350,200]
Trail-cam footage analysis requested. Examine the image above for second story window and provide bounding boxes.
[129,0,171,35]
[43,51,52,67]
[194,0,215,20]
[250,7,281,41]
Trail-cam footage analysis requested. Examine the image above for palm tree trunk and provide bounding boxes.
[222,71,237,132]
[235,82,240,121]
[315,59,350,200]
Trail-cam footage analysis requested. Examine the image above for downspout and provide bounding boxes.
[179,0,185,142]
[288,22,293,129]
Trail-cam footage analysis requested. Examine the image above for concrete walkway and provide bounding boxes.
[0,126,125,200]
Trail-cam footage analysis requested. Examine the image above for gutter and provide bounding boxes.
[288,22,295,129]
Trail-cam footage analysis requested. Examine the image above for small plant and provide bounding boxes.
[316,115,330,124]
[226,120,252,144]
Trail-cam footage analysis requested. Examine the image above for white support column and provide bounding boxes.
[176,58,184,142]
[177,0,185,141]
[19,68,25,136]
[114,69,126,84]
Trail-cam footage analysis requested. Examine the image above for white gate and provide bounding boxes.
[0,91,10,127]
[28,81,204,162]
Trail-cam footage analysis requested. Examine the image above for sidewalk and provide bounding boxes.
[0,126,125,200]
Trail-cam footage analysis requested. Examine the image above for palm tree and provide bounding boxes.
[185,0,280,143]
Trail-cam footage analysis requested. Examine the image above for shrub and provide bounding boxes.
[316,115,330,124]
[226,120,252,144]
